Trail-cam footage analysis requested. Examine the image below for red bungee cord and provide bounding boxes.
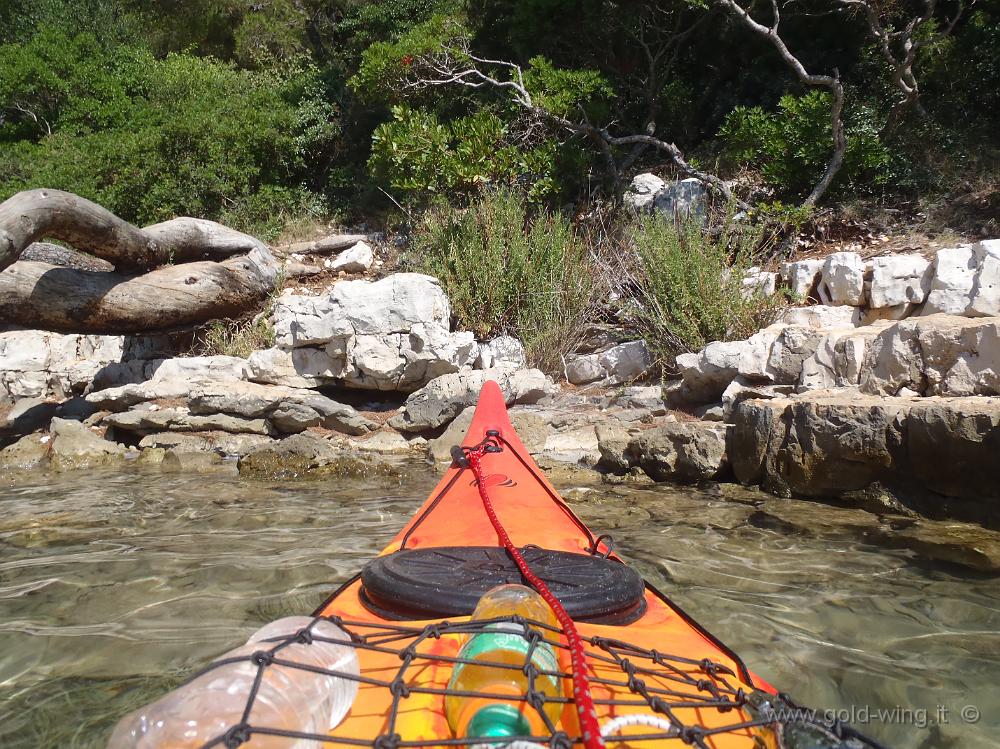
[465,444,606,749]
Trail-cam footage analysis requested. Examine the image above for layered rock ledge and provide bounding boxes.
[731,391,1000,522]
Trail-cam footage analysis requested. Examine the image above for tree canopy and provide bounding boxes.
[1,0,996,227]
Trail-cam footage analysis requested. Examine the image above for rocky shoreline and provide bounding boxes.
[3,232,999,570]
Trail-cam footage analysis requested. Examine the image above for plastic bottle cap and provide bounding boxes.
[467,704,533,739]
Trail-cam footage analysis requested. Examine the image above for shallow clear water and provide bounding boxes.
[1,466,997,748]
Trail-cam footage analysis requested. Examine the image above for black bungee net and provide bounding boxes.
[184,614,889,749]
[178,433,889,749]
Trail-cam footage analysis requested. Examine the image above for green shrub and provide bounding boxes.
[630,208,786,369]
[369,105,558,200]
[719,91,891,197]
[0,31,336,230]
[414,188,594,373]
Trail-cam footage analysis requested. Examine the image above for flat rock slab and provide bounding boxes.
[106,408,272,435]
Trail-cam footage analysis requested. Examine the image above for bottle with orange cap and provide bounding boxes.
[445,584,566,740]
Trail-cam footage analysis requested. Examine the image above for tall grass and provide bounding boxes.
[629,206,786,371]
[414,188,594,373]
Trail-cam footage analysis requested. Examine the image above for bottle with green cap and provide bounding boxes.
[445,584,565,740]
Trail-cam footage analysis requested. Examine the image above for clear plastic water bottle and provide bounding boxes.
[445,584,565,740]
[107,616,359,749]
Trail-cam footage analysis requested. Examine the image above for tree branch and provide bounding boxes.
[404,40,745,207]
[0,189,280,333]
[715,0,846,205]
[838,0,965,135]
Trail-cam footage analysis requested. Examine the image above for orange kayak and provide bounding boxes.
[311,380,780,749]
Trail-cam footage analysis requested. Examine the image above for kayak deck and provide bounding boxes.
[312,382,772,748]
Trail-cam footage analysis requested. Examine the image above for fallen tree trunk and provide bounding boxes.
[0,251,278,333]
[0,189,280,333]
[0,189,267,271]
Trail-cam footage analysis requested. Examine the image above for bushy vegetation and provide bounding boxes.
[630,209,788,367]
[189,315,277,359]
[0,30,336,237]
[2,0,996,222]
[414,188,594,372]
[720,92,891,196]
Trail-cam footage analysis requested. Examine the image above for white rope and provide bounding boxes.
[599,714,674,736]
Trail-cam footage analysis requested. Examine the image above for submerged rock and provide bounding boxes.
[237,432,397,480]
[161,450,226,473]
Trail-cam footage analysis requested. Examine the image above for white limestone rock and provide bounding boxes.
[326,240,374,273]
[272,295,352,348]
[565,354,606,385]
[0,330,127,400]
[248,346,347,388]
[722,377,795,421]
[782,258,825,299]
[765,326,828,385]
[48,417,125,469]
[737,324,828,386]
[922,245,977,315]
[148,356,249,383]
[818,252,866,306]
[566,340,652,385]
[331,273,450,334]
[779,305,861,329]
[475,336,527,371]
[968,240,1000,317]
[600,340,653,384]
[860,315,1000,396]
[267,274,475,392]
[623,173,667,210]
[868,254,932,308]
[675,340,748,403]
[742,268,779,298]
[624,174,707,217]
[651,178,708,218]
[542,426,601,465]
[738,324,787,382]
[104,408,272,436]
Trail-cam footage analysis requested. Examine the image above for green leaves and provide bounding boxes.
[350,14,471,103]
[719,91,891,198]
[368,104,558,200]
[0,32,336,236]
[414,187,593,372]
[523,56,611,119]
[631,207,786,366]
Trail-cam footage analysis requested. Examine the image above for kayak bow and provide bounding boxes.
[311,380,782,749]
